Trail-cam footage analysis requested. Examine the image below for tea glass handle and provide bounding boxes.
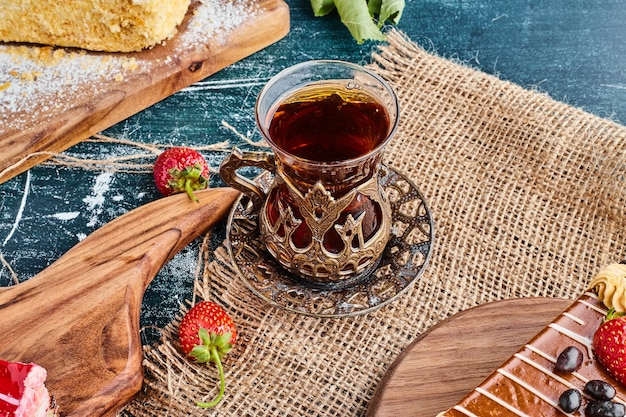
[219,148,276,212]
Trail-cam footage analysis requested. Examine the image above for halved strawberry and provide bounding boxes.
[178,301,237,408]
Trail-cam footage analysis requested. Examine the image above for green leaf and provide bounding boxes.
[214,332,232,348]
[378,0,405,27]
[310,0,405,43]
[190,345,211,363]
[198,328,211,346]
[310,0,336,17]
[368,0,382,15]
[334,0,386,44]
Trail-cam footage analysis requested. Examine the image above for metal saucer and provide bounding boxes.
[225,167,434,317]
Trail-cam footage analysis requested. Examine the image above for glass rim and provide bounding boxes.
[255,59,400,168]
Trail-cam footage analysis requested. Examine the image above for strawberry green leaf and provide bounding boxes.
[310,0,336,17]
[606,308,626,321]
[188,328,234,408]
[335,0,386,44]
[199,328,211,346]
[190,344,211,363]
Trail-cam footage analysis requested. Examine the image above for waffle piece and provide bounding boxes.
[0,0,190,52]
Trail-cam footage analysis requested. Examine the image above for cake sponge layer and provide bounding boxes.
[0,359,53,417]
[0,0,191,52]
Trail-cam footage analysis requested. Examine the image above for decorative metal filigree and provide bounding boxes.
[260,173,391,286]
[225,168,434,317]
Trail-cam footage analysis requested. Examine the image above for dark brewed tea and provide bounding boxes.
[268,84,391,162]
[263,83,392,259]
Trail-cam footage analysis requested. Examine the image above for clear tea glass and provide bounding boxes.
[220,60,399,288]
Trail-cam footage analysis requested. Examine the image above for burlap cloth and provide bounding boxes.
[121,29,626,416]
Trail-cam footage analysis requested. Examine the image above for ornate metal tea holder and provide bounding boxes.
[225,167,434,317]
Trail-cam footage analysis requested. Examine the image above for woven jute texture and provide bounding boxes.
[121,29,626,416]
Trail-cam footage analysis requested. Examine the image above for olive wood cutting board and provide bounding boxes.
[0,187,239,416]
[0,0,289,184]
[366,297,573,417]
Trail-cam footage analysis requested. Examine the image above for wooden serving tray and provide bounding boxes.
[367,297,572,416]
[0,188,240,416]
[0,0,289,184]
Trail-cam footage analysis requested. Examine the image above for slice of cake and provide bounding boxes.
[437,262,626,417]
[0,359,56,417]
[0,0,191,52]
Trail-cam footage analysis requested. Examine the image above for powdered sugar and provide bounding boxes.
[179,0,258,48]
[51,212,81,221]
[0,47,139,128]
[82,171,114,227]
[0,0,258,132]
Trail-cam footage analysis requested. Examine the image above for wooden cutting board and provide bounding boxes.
[366,297,573,417]
[0,0,289,184]
[0,187,239,416]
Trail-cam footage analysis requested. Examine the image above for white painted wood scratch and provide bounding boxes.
[2,170,30,246]
[183,77,269,92]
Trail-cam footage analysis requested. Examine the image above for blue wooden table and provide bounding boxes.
[1,0,625,345]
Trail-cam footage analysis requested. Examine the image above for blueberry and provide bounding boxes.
[586,399,626,417]
[585,380,617,400]
[555,346,584,373]
[559,388,582,413]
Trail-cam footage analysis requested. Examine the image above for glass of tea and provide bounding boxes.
[220,60,399,289]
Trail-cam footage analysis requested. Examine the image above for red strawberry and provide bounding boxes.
[593,308,626,386]
[178,301,237,408]
[153,147,209,202]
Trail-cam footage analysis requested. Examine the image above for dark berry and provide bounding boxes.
[555,346,584,373]
[559,388,582,413]
[585,380,616,400]
[586,399,625,417]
